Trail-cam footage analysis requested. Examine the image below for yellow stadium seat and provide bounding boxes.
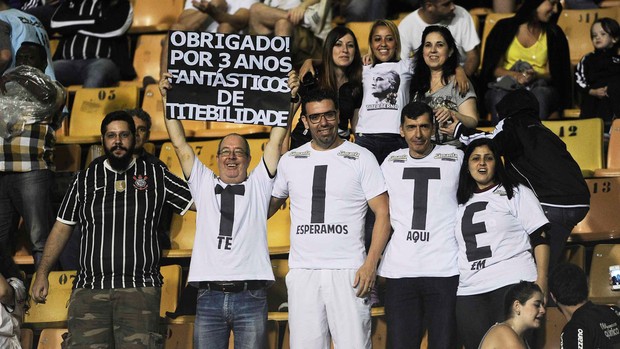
[160,264,182,318]
[557,8,619,65]
[468,7,493,36]
[120,34,166,87]
[58,86,140,144]
[571,177,620,241]
[589,244,620,304]
[268,199,291,255]
[25,271,76,329]
[479,12,514,69]
[345,21,373,57]
[53,144,81,172]
[164,323,194,349]
[36,328,67,349]
[129,0,185,33]
[561,244,586,270]
[542,118,603,177]
[20,328,33,349]
[164,212,196,258]
[535,307,568,349]
[594,118,620,177]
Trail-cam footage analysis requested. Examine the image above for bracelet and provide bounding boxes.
[291,95,300,103]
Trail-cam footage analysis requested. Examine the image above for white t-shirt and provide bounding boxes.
[398,5,480,66]
[357,59,414,134]
[272,141,387,269]
[455,184,549,296]
[187,156,275,282]
[184,0,258,32]
[378,145,463,278]
[263,0,299,10]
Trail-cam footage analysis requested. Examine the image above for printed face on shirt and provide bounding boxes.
[536,0,559,23]
[516,291,546,329]
[332,34,356,68]
[132,116,149,154]
[15,44,47,71]
[467,144,497,189]
[217,134,251,184]
[591,22,618,50]
[371,25,397,62]
[400,112,434,157]
[103,120,136,171]
[302,99,341,150]
[422,31,453,71]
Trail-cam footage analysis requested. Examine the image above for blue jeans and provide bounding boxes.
[385,276,458,349]
[542,205,589,268]
[0,170,54,256]
[53,58,121,88]
[194,287,268,349]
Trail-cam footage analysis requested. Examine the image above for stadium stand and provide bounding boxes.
[594,118,620,177]
[571,177,620,242]
[129,0,185,33]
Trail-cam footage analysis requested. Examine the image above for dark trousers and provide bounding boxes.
[385,276,459,349]
[456,284,514,349]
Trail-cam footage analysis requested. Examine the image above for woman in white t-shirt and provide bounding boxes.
[454,138,550,349]
[479,281,546,349]
[355,19,411,165]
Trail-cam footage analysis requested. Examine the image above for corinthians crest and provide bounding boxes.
[133,175,149,190]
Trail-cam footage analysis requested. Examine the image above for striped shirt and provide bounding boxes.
[0,123,55,172]
[57,157,193,289]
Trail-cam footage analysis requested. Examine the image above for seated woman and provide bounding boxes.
[481,0,570,123]
[286,26,363,151]
[0,249,27,349]
[411,25,479,144]
[455,138,550,349]
[479,281,546,349]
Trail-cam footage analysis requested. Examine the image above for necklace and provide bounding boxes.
[428,78,444,94]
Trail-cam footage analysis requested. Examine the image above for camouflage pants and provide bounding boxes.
[63,287,163,349]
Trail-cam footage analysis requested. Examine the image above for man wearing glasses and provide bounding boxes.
[158,73,287,349]
[269,88,390,348]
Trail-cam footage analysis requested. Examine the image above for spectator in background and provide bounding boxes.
[481,0,570,123]
[0,0,55,78]
[575,17,620,132]
[32,111,194,348]
[50,0,135,87]
[0,248,26,349]
[398,0,480,77]
[0,42,65,268]
[160,0,257,76]
[21,0,63,32]
[249,0,332,67]
[550,263,620,348]
[287,26,363,150]
[478,282,546,349]
[454,138,549,349]
[336,0,386,22]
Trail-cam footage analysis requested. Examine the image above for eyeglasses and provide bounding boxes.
[104,131,131,140]
[305,110,337,124]
[218,148,248,157]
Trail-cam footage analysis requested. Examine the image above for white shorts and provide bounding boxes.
[286,269,371,349]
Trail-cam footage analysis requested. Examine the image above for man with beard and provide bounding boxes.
[31,111,193,348]
[269,88,390,348]
[398,0,480,76]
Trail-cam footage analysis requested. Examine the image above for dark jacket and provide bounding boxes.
[480,0,572,110]
[461,89,590,207]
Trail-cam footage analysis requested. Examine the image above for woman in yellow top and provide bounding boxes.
[480,0,571,123]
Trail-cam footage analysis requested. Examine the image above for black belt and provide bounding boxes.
[198,280,267,293]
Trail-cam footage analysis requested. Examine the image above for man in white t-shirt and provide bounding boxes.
[378,101,462,349]
[160,0,257,75]
[399,0,480,76]
[159,73,287,349]
[270,88,390,348]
